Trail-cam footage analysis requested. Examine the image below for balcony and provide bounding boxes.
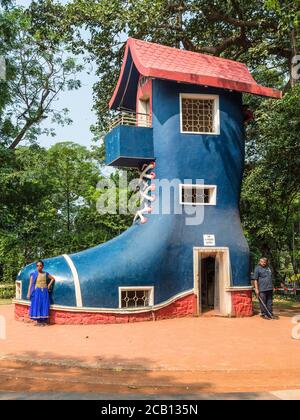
[109,111,152,131]
[105,111,155,168]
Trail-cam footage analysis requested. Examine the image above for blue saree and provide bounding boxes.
[29,271,50,322]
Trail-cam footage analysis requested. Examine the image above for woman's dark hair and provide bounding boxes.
[36,260,44,267]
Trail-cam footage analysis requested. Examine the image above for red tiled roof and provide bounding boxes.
[109,38,282,108]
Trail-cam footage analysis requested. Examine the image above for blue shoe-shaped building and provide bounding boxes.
[15,39,281,323]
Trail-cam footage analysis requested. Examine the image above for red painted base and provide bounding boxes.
[231,291,253,318]
[15,291,253,324]
[15,294,198,325]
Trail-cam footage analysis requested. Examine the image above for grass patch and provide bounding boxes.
[253,296,300,315]
[273,298,300,310]
[0,298,12,305]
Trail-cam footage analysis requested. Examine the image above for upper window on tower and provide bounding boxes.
[180,94,220,135]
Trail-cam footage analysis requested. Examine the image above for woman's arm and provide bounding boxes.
[27,276,33,299]
[47,274,55,290]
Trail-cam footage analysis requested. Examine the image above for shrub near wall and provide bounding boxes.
[0,284,15,299]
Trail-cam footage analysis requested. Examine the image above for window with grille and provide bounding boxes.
[180,94,220,134]
[119,287,154,309]
[180,185,217,206]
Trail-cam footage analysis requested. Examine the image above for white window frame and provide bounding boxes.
[15,280,22,300]
[118,286,154,309]
[180,93,220,135]
[179,184,217,206]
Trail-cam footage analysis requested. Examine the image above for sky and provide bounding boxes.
[16,0,98,149]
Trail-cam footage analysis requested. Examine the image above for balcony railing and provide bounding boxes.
[109,111,152,131]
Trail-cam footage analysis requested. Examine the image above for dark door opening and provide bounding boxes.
[195,248,230,316]
[201,256,216,311]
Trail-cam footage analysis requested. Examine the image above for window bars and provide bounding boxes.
[182,186,210,204]
[181,97,215,133]
[121,289,151,309]
[180,185,217,205]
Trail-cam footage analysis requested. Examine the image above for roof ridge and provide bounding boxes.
[128,37,249,68]
[109,38,282,109]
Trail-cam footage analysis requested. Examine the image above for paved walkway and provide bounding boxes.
[0,304,300,395]
[0,390,300,400]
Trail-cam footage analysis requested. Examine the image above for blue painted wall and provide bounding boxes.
[17,78,250,309]
[19,256,77,307]
[105,125,154,167]
[151,79,250,292]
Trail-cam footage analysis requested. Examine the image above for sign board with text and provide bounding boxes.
[203,234,216,247]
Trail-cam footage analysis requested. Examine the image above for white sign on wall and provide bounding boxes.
[203,234,216,247]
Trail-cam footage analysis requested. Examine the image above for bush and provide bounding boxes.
[274,291,300,303]
[0,284,15,299]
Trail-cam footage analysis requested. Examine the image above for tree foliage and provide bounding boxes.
[0,142,131,282]
[241,83,300,279]
[28,0,300,128]
[0,2,82,148]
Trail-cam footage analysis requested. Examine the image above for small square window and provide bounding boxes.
[119,287,154,309]
[180,94,220,134]
[180,185,217,206]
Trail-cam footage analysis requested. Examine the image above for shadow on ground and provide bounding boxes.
[0,352,213,395]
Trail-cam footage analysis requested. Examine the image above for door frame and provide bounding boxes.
[193,247,232,316]
[137,97,150,126]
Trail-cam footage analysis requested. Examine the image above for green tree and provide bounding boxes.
[0,142,133,282]
[0,144,53,281]
[28,0,299,129]
[0,2,82,149]
[241,84,300,281]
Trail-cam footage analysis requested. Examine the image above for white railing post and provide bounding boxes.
[109,110,151,131]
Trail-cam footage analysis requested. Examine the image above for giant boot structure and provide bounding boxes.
[15,39,281,324]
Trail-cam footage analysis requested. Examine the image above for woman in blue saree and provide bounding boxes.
[27,261,55,326]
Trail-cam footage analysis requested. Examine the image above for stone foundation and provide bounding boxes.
[15,293,197,325]
[15,290,253,323]
[231,290,253,317]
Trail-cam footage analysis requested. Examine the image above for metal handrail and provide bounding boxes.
[109,111,152,131]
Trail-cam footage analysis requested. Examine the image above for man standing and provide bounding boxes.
[253,257,275,320]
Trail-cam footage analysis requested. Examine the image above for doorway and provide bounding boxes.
[201,256,216,311]
[138,97,150,127]
[193,247,231,316]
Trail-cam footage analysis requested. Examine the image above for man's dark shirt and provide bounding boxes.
[253,265,273,292]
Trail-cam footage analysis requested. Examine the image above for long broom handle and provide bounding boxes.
[254,291,273,318]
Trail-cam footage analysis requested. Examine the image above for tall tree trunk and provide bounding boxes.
[290,28,299,87]
[8,119,36,150]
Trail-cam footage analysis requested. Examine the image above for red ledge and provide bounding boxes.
[231,290,253,318]
[15,294,198,325]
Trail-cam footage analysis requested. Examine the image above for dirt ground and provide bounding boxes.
[0,303,300,395]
